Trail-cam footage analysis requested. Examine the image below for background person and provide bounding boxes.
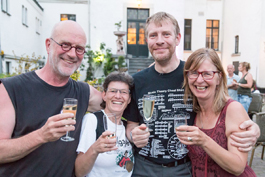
[75,72,134,177]
[0,21,102,177]
[123,12,259,177]
[227,64,240,100]
[251,80,260,94]
[233,62,253,112]
[177,48,256,176]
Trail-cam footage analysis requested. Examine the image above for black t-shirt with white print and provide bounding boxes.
[123,60,195,165]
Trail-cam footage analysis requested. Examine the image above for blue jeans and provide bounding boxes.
[238,94,252,112]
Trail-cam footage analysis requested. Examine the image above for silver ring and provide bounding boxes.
[188,137,193,142]
[105,144,107,148]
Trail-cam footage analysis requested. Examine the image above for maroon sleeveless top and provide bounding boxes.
[188,99,256,177]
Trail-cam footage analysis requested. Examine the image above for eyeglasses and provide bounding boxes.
[186,71,220,80]
[50,38,86,55]
[107,88,130,95]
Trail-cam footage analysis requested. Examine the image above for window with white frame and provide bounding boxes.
[235,35,239,54]
[24,63,29,73]
[61,14,76,21]
[184,19,192,50]
[1,0,9,14]
[22,5,28,26]
[206,20,219,51]
[5,61,11,74]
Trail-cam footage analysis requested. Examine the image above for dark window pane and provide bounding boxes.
[184,19,192,50]
[128,9,138,20]
[138,9,149,20]
[235,36,239,54]
[61,14,76,21]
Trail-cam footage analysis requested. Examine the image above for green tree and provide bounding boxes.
[84,42,127,81]
[13,52,43,75]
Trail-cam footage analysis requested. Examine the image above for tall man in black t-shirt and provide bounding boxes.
[123,12,260,177]
[0,21,102,176]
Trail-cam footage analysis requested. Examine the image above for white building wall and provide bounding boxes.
[90,0,185,60]
[38,1,89,80]
[258,0,265,87]
[1,0,44,74]
[1,0,265,86]
[183,0,223,61]
[222,0,263,86]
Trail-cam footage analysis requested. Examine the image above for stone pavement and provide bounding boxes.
[247,145,265,177]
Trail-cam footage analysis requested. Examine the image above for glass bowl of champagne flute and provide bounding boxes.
[61,98,78,142]
[103,113,118,154]
[142,94,155,131]
[174,115,189,154]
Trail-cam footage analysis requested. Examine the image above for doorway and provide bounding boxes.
[127,8,149,57]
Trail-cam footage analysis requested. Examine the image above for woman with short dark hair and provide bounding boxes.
[75,71,134,177]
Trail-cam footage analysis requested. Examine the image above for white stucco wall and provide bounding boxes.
[2,0,265,86]
[222,0,263,86]
[1,0,44,74]
[89,0,185,60]
[183,0,223,61]
[39,1,89,80]
[258,0,265,87]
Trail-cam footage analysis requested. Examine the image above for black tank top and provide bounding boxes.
[0,71,90,177]
[238,73,251,97]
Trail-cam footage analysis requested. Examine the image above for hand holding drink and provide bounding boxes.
[103,113,118,154]
[142,94,155,131]
[174,116,189,154]
[61,98,78,142]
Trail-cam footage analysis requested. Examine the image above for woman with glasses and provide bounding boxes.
[233,62,253,112]
[75,72,134,177]
[176,48,256,176]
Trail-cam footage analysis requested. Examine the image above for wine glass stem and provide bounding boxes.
[66,131,69,137]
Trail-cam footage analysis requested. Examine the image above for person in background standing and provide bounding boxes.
[251,80,260,94]
[227,64,240,100]
[233,62,253,112]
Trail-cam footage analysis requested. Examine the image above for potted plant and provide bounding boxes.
[114,21,126,55]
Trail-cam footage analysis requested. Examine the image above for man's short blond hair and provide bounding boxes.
[145,12,180,38]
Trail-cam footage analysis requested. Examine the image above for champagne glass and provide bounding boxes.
[103,113,117,154]
[142,94,155,131]
[60,98,78,142]
[174,116,189,154]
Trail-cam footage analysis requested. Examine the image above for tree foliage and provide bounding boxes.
[84,42,127,81]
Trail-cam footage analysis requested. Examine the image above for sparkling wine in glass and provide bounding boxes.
[60,98,78,142]
[103,113,117,154]
[142,94,155,131]
[174,116,189,154]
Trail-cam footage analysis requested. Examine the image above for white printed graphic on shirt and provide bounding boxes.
[138,88,193,160]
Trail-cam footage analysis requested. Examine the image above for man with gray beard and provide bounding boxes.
[0,20,102,177]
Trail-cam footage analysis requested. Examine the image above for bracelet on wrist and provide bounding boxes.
[130,131,134,143]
